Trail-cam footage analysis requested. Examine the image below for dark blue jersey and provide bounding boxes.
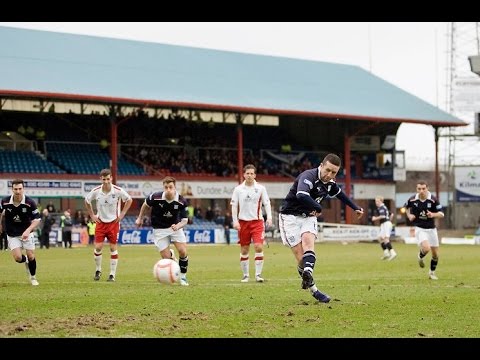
[280,168,344,216]
[404,192,442,229]
[145,191,188,229]
[1,195,41,237]
[375,204,390,224]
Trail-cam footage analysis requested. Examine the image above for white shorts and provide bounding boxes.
[379,221,393,239]
[7,233,36,251]
[152,228,187,252]
[279,214,318,248]
[415,227,439,247]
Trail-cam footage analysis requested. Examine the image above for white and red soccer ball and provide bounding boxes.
[153,258,180,284]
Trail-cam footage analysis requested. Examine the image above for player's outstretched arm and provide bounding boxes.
[336,192,364,220]
[354,208,364,219]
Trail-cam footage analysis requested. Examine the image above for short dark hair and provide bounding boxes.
[417,180,428,187]
[243,164,256,173]
[322,153,341,167]
[11,179,24,188]
[163,176,176,186]
[100,168,111,177]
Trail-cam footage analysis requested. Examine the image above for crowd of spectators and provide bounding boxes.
[2,110,327,179]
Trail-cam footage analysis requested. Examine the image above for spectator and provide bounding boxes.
[0,213,7,251]
[205,206,215,222]
[186,203,194,224]
[74,210,87,228]
[86,217,96,245]
[40,209,55,249]
[46,201,56,213]
[60,210,73,248]
[223,211,233,245]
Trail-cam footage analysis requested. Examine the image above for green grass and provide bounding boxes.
[0,242,479,338]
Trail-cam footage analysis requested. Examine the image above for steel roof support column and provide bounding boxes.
[236,113,244,184]
[435,127,440,201]
[110,114,118,185]
[344,133,352,224]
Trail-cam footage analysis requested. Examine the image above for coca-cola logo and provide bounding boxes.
[193,230,212,243]
[121,230,142,244]
[146,230,154,243]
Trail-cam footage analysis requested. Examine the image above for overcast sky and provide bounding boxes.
[0,22,461,169]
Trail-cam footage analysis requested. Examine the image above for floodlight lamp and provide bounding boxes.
[468,55,480,76]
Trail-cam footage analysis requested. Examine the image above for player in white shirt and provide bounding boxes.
[230,164,272,283]
[85,169,132,282]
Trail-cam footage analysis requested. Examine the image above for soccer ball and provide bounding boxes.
[153,258,180,284]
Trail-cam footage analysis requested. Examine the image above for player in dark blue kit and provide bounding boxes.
[279,154,364,302]
[372,195,397,260]
[404,181,444,280]
[0,179,41,286]
[136,176,190,286]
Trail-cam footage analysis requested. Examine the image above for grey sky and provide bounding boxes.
[1,22,452,169]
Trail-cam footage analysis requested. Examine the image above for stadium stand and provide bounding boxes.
[46,142,146,175]
[0,149,65,174]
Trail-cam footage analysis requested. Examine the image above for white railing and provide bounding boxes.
[0,139,34,151]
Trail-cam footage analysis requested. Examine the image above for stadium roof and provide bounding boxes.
[0,26,465,127]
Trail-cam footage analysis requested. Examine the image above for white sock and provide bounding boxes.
[110,250,118,276]
[254,252,264,277]
[94,249,102,271]
[240,254,249,277]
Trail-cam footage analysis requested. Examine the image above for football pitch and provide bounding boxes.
[0,242,479,338]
